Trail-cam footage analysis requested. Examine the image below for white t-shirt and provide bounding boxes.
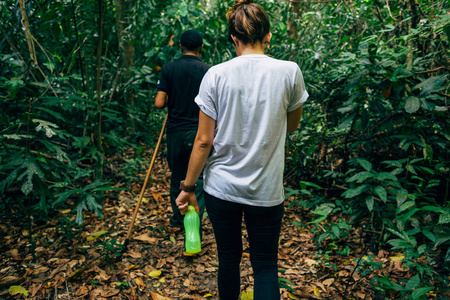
[195,54,308,207]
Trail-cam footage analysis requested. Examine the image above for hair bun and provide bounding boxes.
[233,0,254,9]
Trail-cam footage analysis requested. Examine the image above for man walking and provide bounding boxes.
[154,30,210,236]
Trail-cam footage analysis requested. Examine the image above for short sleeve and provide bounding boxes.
[287,65,309,112]
[195,70,217,120]
[157,67,169,92]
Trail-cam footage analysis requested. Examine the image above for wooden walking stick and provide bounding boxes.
[122,114,168,252]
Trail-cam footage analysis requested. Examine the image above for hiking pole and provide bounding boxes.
[122,114,168,252]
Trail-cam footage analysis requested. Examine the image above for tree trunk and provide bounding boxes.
[287,0,301,40]
[96,0,105,179]
[114,0,136,129]
[406,0,419,70]
[18,0,37,65]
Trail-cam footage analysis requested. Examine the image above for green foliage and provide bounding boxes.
[1,0,449,296]
[282,0,449,296]
[96,237,123,264]
[56,216,82,241]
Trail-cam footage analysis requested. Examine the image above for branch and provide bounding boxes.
[415,66,450,74]
[385,0,398,21]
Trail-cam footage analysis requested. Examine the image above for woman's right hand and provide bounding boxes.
[175,191,200,215]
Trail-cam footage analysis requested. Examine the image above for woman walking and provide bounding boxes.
[176,0,309,298]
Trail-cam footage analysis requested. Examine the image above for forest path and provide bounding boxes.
[0,146,392,299]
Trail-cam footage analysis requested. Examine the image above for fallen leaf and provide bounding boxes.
[313,286,321,297]
[10,249,21,260]
[110,281,128,288]
[183,278,191,287]
[67,268,85,279]
[323,278,335,286]
[240,290,254,300]
[33,266,49,275]
[133,233,157,244]
[135,277,145,290]
[125,250,142,258]
[9,286,29,297]
[61,209,72,214]
[196,264,205,273]
[149,270,162,277]
[94,269,111,281]
[288,292,299,299]
[102,289,120,297]
[203,293,213,298]
[389,254,405,261]
[86,230,108,241]
[304,258,318,266]
[151,291,172,300]
[152,191,164,202]
[75,285,90,297]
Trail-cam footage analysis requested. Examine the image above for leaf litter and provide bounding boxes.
[0,146,442,299]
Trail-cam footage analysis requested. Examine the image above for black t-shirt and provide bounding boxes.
[157,55,210,133]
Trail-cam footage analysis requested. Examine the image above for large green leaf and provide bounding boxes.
[404,274,420,291]
[404,96,420,114]
[346,171,372,183]
[366,195,374,212]
[342,184,368,199]
[396,188,408,207]
[438,213,450,225]
[411,287,434,299]
[86,194,104,219]
[374,186,387,203]
[412,75,447,96]
[17,158,45,196]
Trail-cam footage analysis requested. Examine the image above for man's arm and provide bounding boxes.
[287,105,303,134]
[154,91,168,108]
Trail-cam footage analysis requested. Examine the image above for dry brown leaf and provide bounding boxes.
[102,288,120,297]
[94,269,111,281]
[135,277,145,290]
[54,248,67,257]
[304,258,318,266]
[196,264,205,273]
[125,250,142,258]
[151,291,172,300]
[156,258,166,268]
[33,266,49,275]
[28,283,42,297]
[183,278,191,287]
[152,191,165,202]
[133,233,157,244]
[10,249,21,260]
[75,285,90,297]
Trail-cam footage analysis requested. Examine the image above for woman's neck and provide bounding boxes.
[235,41,265,56]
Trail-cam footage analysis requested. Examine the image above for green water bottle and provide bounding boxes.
[184,205,201,254]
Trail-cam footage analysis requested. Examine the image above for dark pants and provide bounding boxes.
[167,130,205,229]
[205,192,284,300]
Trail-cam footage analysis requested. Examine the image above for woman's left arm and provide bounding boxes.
[176,110,216,214]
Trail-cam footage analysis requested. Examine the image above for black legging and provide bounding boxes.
[205,192,284,300]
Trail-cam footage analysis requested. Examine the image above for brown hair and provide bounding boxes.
[227,0,270,45]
